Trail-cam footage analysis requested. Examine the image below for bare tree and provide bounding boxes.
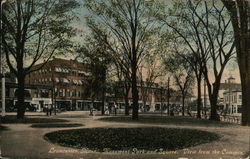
[1,0,79,118]
[221,0,250,126]
[159,0,235,120]
[77,34,112,115]
[114,61,131,115]
[138,52,163,112]
[84,0,159,120]
[164,52,194,116]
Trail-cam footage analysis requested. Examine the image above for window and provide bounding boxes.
[55,78,60,83]
[72,90,76,97]
[73,79,78,85]
[239,95,242,99]
[62,89,65,97]
[59,89,63,97]
[55,88,58,97]
[67,89,70,97]
[78,80,83,85]
[62,78,70,84]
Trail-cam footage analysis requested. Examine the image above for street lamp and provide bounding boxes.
[167,77,170,116]
[0,0,6,117]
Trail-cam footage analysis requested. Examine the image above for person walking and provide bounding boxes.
[49,105,52,116]
[114,103,118,116]
[45,105,49,116]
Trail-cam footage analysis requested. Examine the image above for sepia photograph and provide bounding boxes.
[0,0,249,159]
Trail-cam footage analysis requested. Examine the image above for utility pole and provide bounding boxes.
[51,66,56,115]
[0,0,6,117]
[160,87,163,116]
[167,77,170,116]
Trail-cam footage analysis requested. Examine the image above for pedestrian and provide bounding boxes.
[105,106,110,115]
[45,105,49,116]
[48,105,52,116]
[114,103,118,116]
[89,108,93,116]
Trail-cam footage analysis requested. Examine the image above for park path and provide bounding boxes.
[0,112,249,159]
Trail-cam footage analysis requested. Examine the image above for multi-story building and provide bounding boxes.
[2,72,52,112]
[222,76,242,114]
[219,77,241,99]
[223,90,242,114]
[26,57,92,111]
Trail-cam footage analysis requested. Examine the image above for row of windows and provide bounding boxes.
[34,78,84,86]
[34,67,90,77]
[224,94,242,103]
[55,88,82,98]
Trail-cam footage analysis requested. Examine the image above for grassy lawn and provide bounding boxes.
[44,127,220,152]
[0,115,68,124]
[31,123,84,128]
[98,116,234,127]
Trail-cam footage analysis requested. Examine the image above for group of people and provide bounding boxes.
[45,105,53,116]
[89,103,118,116]
[104,103,118,115]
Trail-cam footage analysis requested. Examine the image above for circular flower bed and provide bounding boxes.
[44,127,220,152]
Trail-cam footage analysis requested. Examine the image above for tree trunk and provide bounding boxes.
[101,87,105,115]
[237,17,250,126]
[16,74,26,119]
[182,96,185,116]
[131,58,139,120]
[91,97,95,110]
[241,74,250,126]
[221,0,250,126]
[143,98,147,112]
[209,88,220,121]
[101,68,106,115]
[197,79,202,119]
[239,49,250,126]
[124,89,130,116]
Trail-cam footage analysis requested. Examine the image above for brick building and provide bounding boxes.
[2,56,193,113]
[26,57,92,111]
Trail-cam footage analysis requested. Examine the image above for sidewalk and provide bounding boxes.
[0,114,249,159]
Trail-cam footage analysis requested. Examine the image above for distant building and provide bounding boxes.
[2,57,193,113]
[219,77,241,97]
[26,57,92,111]
[3,73,52,112]
[223,90,242,114]
[111,82,193,113]
[222,76,242,114]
